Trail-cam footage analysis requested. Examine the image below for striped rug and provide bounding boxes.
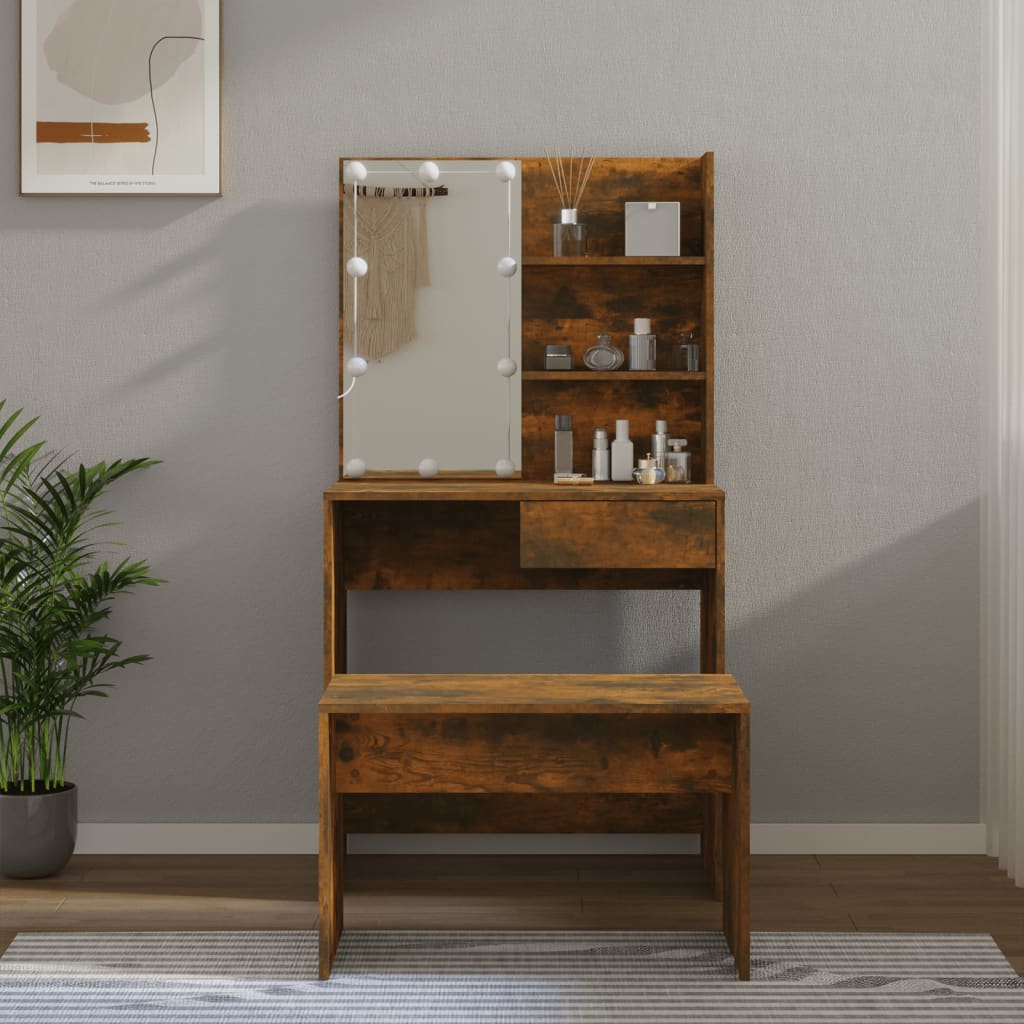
[0,930,1021,1022]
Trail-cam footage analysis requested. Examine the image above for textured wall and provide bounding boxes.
[0,0,981,825]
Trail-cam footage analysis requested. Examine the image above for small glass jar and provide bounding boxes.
[633,455,666,485]
[583,332,624,371]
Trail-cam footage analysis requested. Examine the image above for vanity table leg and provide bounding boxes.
[323,499,347,685]
[699,569,725,674]
[703,794,724,900]
[318,714,343,980]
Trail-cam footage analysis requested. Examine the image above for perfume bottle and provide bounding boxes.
[671,331,700,371]
[665,439,691,483]
[633,454,666,485]
[650,419,669,471]
[554,415,573,478]
[611,419,634,482]
[592,427,610,481]
[628,317,657,371]
[583,332,624,371]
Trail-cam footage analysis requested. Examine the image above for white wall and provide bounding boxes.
[0,0,981,828]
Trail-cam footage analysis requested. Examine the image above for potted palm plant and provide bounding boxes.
[0,401,161,878]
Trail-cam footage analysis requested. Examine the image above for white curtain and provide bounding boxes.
[982,0,1024,885]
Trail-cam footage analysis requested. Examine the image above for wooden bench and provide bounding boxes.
[318,673,750,980]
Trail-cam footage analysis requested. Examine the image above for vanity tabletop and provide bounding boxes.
[320,673,747,716]
[325,478,725,502]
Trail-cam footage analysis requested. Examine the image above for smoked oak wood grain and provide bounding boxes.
[519,157,705,258]
[331,712,736,796]
[318,715,343,978]
[520,500,717,569]
[326,480,725,501]
[343,793,704,834]
[338,500,712,592]
[320,674,749,715]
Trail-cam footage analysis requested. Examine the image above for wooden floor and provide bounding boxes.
[1,854,1021,974]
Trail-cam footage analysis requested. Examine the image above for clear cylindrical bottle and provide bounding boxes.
[592,427,610,481]
[554,415,573,478]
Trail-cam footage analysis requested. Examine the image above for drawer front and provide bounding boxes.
[520,500,717,569]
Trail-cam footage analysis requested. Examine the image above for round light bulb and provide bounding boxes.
[417,161,440,184]
[343,160,368,184]
[344,457,366,479]
[497,256,518,278]
[497,357,518,378]
[346,256,368,278]
[418,457,439,479]
[495,458,515,478]
[346,356,368,377]
[495,161,517,183]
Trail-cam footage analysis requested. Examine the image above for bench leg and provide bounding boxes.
[723,717,750,980]
[319,716,343,980]
[703,794,724,900]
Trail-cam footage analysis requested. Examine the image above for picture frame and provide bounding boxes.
[19,0,222,197]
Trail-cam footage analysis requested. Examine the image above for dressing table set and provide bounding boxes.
[318,155,750,980]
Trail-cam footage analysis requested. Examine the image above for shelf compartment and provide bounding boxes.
[523,256,705,267]
[522,371,705,382]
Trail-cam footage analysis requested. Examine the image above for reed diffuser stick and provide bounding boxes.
[545,148,597,213]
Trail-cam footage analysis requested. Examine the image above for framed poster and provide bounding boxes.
[20,0,221,196]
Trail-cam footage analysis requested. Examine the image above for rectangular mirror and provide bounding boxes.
[340,158,521,474]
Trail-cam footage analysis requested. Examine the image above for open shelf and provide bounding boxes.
[522,256,705,267]
[522,371,706,382]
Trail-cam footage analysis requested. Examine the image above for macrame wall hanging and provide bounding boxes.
[342,186,445,360]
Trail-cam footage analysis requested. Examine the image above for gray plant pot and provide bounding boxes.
[0,783,77,878]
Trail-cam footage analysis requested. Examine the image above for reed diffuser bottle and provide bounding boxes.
[547,148,596,257]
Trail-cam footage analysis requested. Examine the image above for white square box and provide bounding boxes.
[624,201,681,256]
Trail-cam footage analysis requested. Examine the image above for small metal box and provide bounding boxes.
[624,201,681,257]
[545,345,573,370]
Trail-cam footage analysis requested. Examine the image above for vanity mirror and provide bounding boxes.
[339,158,522,476]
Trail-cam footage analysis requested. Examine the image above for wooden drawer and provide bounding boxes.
[520,500,717,569]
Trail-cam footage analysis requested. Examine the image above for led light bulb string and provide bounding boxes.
[505,173,513,468]
[338,183,360,400]
[340,160,520,479]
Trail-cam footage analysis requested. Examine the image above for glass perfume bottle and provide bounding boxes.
[671,331,700,371]
[633,454,666,485]
[583,332,624,371]
[664,439,691,483]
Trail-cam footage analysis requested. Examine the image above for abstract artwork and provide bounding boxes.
[20,0,221,196]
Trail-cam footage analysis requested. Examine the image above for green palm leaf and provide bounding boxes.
[0,400,162,792]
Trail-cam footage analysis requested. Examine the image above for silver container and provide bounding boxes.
[628,333,657,371]
[545,345,573,370]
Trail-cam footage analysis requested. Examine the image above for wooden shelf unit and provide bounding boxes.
[519,155,715,483]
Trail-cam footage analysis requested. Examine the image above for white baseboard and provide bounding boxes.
[751,823,986,855]
[75,824,318,855]
[74,823,987,856]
